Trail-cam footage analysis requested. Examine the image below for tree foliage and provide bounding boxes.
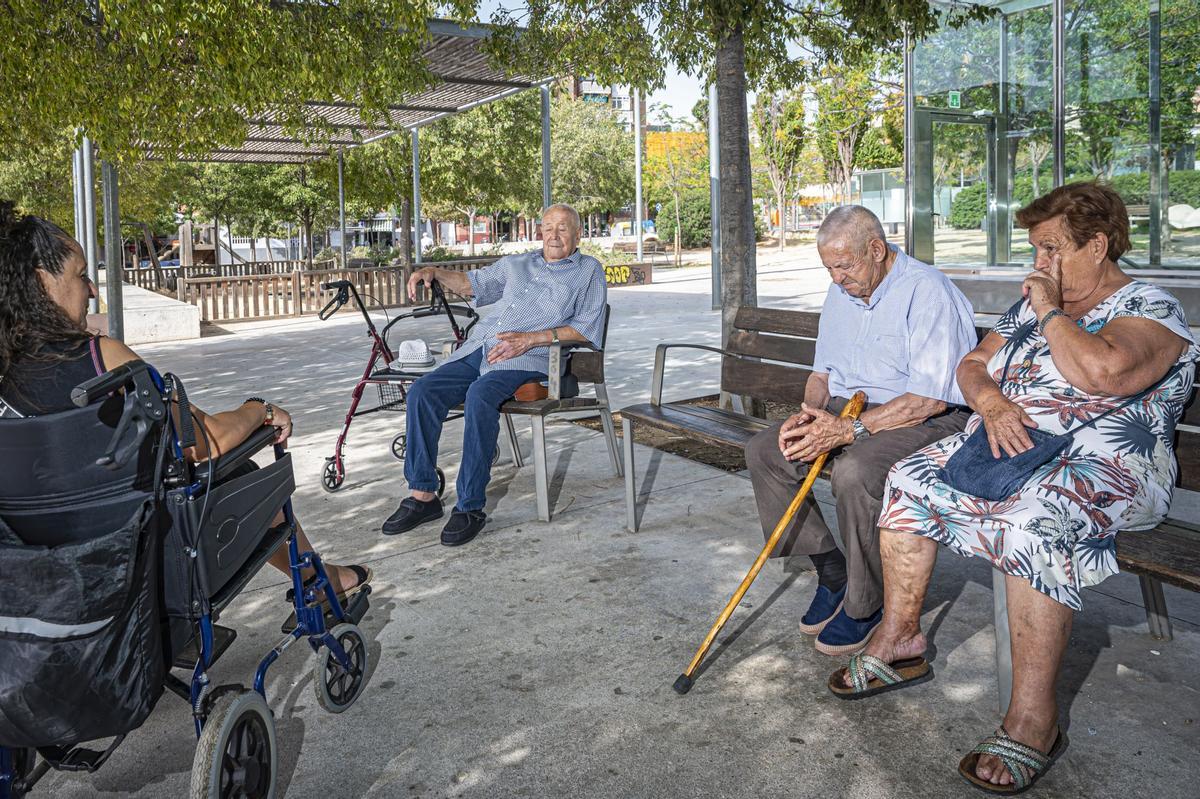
[751,90,805,248]
[550,95,635,220]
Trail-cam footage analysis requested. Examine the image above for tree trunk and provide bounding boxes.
[138,222,165,290]
[673,191,683,266]
[303,218,313,267]
[467,208,477,256]
[249,234,257,264]
[776,187,787,251]
[715,23,757,344]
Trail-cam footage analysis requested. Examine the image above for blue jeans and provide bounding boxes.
[403,348,544,512]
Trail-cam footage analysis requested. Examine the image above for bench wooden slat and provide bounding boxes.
[621,403,763,450]
[666,403,773,435]
[733,307,821,337]
[721,358,813,404]
[571,351,604,385]
[1117,521,1200,592]
[727,330,816,365]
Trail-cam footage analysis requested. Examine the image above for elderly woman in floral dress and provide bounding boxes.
[827,183,1197,794]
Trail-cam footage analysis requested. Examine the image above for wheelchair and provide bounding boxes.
[0,360,372,798]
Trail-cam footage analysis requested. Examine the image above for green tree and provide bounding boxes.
[752,90,805,250]
[550,95,635,236]
[421,92,541,255]
[644,111,708,264]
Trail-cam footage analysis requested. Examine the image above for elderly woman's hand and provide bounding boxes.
[977,395,1038,458]
[1023,253,1065,321]
[270,405,294,447]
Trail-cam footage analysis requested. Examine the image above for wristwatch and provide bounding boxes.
[550,328,560,345]
[851,419,870,441]
[245,396,274,425]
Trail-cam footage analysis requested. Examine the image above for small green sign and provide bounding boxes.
[948,91,962,109]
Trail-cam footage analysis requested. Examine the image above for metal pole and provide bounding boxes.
[72,147,84,243]
[1052,0,1065,187]
[337,149,347,267]
[101,161,123,341]
[81,137,100,305]
[1148,0,1162,265]
[412,128,423,265]
[634,89,643,262]
[903,30,916,257]
[541,85,552,209]
[708,82,722,311]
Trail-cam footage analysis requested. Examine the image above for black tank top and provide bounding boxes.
[0,336,106,416]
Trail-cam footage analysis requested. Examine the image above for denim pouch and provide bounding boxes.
[938,426,1070,501]
[936,323,1182,502]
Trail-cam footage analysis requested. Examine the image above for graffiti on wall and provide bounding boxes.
[604,264,652,286]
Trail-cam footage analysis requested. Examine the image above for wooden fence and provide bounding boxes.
[124,260,334,292]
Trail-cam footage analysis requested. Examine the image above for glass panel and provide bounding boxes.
[1003,2,1055,265]
[1063,0,1151,263]
[913,6,1002,113]
[933,121,991,264]
[1162,0,1200,267]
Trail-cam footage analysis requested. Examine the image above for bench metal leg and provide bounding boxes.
[531,416,550,522]
[992,568,1013,716]
[622,417,638,532]
[1138,575,1173,641]
[503,413,524,468]
[595,384,622,478]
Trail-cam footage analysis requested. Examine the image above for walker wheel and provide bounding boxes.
[391,433,406,462]
[435,467,446,498]
[314,623,370,713]
[321,459,344,493]
[189,689,276,799]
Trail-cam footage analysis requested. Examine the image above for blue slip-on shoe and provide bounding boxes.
[798,584,847,635]
[814,606,883,657]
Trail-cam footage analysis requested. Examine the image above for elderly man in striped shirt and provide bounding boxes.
[383,204,607,546]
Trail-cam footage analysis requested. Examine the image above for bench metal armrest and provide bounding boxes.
[650,343,743,406]
[548,341,602,400]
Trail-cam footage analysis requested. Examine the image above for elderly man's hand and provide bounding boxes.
[487,331,538,364]
[780,402,854,462]
[407,267,438,302]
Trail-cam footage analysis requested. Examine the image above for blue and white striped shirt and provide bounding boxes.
[446,248,608,375]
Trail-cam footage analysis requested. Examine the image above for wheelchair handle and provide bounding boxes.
[72,359,148,407]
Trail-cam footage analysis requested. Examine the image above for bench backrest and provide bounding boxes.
[567,304,610,385]
[720,305,1198,489]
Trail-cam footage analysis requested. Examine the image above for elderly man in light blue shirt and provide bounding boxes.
[381,204,607,545]
[744,205,976,656]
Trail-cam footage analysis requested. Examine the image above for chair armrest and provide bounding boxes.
[193,426,277,485]
[650,343,742,406]
[548,341,603,400]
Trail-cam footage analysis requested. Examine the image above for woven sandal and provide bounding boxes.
[826,652,933,700]
[958,725,1068,795]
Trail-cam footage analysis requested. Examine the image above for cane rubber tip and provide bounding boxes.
[672,674,693,695]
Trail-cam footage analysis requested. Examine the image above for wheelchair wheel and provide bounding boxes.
[8,748,36,798]
[190,689,276,799]
[321,459,344,493]
[314,623,369,714]
[391,433,406,462]
[435,467,446,498]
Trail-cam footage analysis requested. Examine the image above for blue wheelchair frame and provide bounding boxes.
[1,361,368,798]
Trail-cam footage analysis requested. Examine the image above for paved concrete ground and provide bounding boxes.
[40,253,1200,797]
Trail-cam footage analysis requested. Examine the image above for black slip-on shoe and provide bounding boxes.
[382,496,444,535]
[440,509,487,546]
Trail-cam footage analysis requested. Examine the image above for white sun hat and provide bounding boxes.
[391,339,436,370]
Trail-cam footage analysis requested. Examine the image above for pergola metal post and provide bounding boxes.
[72,147,84,243]
[633,89,643,262]
[101,161,123,341]
[1052,0,1065,187]
[903,31,915,258]
[81,137,100,305]
[541,85,552,209]
[412,128,423,265]
[337,148,347,267]
[1148,0,1162,264]
[708,83,721,311]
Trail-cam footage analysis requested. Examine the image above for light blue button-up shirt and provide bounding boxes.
[446,248,608,375]
[812,245,976,405]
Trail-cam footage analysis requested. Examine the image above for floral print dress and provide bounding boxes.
[880,281,1197,609]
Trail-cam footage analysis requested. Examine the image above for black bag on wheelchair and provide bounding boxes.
[0,394,167,748]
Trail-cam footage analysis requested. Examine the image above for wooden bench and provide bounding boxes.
[619,304,1200,707]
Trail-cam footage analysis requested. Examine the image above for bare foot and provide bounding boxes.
[839,622,927,687]
[975,709,1059,786]
[326,564,367,595]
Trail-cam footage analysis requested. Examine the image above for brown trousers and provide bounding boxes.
[745,397,968,618]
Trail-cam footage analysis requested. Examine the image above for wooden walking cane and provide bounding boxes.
[672,391,868,695]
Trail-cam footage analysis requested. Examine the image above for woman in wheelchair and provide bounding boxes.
[0,202,371,621]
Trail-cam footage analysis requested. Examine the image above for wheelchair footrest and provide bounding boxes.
[172,625,238,670]
[342,586,370,626]
[37,735,124,773]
